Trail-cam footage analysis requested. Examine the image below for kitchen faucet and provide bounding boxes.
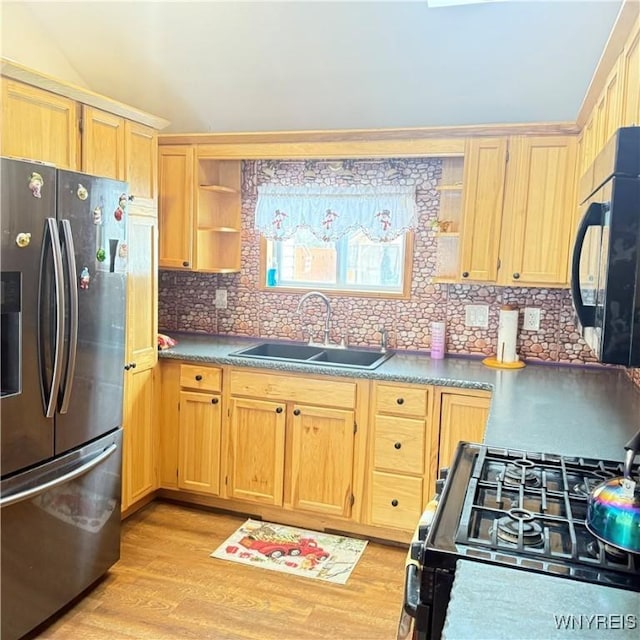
[296,291,332,346]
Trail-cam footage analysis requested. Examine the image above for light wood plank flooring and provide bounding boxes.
[31,501,408,640]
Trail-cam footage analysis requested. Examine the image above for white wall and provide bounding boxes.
[1,1,89,87]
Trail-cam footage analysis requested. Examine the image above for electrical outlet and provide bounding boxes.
[215,289,228,309]
[523,307,541,331]
[465,304,489,329]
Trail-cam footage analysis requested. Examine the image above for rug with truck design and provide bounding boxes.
[210,519,368,584]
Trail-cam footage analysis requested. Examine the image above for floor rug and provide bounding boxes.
[210,519,368,584]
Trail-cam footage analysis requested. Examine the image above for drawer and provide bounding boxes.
[375,383,428,418]
[230,369,356,409]
[374,415,426,475]
[370,472,424,531]
[180,364,222,392]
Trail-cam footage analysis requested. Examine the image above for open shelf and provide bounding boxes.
[434,157,464,281]
[194,158,242,272]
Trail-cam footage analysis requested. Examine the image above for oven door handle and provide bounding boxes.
[403,562,420,617]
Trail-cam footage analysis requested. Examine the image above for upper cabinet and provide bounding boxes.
[499,136,577,286]
[459,137,509,283]
[82,105,158,210]
[82,106,126,179]
[158,144,241,273]
[158,145,195,269]
[435,134,577,287]
[1,78,79,169]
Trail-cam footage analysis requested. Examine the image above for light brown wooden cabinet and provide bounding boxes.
[228,368,357,518]
[122,367,156,511]
[437,135,577,287]
[499,136,577,286]
[158,145,241,272]
[228,396,286,505]
[1,78,79,169]
[179,390,222,495]
[458,137,508,282]
[82,105,158,208]
[176,364,223,495]
[157,360,491,541]
[368,382,432,531]
[436,387,491,469]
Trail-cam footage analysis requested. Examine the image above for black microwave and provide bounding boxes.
[571,127,640,367]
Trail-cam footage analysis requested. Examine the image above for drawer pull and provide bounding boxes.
[391,499,399,507]
[396,398,404,405]
[195,374,203,381]
[275,407,283,414]
[211,398,219,404]
[293,409,301,416]
[394,442,402,450]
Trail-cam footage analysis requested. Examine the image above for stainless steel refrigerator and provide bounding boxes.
[1,157,127,640]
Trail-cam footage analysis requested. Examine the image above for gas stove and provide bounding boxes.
[403,443,640,640]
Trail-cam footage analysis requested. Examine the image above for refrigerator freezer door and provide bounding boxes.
[0,428,122,640]
[55,171,127,454]
[1,158,57,475]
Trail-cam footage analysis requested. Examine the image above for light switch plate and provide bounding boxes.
[523,307,541,331]
[465,304,489,329]
[215,289,228,309]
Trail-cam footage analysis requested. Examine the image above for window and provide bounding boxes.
[256,183,415,296]
[265,229,410,295]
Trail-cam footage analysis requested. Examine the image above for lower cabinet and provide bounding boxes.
[436,387,491,469]
[290,404,355,517]
[156,360,492,542]
[177,364,223,495]
[228,368,357,519]
[178,390,222,495]
[122,366,156,511]
[368,382,432,531]
[227,396,286,505]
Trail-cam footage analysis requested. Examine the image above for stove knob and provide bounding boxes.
[438,467,449,481]
[435,478,446,494]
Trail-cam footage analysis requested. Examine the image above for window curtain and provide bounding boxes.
[254,184,417,242]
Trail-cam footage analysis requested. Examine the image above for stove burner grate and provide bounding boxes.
[503,458,541,488]
[491,508,544,548]
[586,540,629,562]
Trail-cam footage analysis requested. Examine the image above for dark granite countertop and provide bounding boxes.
[159,332,640,638]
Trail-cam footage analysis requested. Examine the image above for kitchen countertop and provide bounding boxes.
[159,333,640,639]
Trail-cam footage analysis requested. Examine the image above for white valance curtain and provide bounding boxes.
[254,184,417,242]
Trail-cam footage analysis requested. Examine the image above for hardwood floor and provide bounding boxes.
[32,501,408,639]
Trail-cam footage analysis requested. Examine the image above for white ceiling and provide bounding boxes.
[2,1,623,133]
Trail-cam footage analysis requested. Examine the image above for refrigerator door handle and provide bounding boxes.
[59,219,78,413]
[38,218,66,418]
[0,444,118,509]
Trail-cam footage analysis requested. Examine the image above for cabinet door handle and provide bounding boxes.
[396,398,404,405]
[128,194,135,201]
[394,442,402,450]
[513,272,520,279]
[182,261,190,267]
[293,409,301,416]
[275,407,283,413]
[211,397,219,404]
[462,271,469,278]
[130,362,136,369]
[124,364,131,371]
[391,499,399,507]
[195,375,203,381]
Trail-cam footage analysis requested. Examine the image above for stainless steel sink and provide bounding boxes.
[231,342,393,370]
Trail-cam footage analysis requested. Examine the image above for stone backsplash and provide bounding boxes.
[158,158,639,388]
